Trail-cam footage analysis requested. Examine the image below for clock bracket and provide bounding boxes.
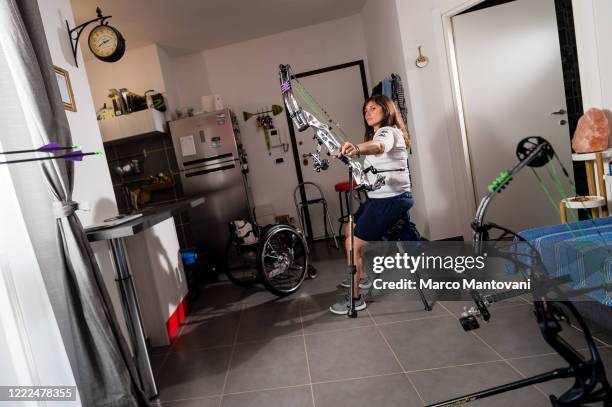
[66,7,113,67]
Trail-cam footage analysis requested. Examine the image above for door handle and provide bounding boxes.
[551,109,567,115]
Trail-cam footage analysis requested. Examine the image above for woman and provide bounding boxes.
[330,94,413,315]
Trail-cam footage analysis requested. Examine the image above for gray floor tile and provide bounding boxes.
[237,300,303,342]
[150,345,172,355]
[225,336,309,393]
[408,361,550,406]
[312,373,422,407]
[367,290,448,325]
[151,354,168,378]
[161,396,220,407]
[172,313,241,352]
[239,285,301,307]
[379,315,500,371]
[439,298,529,319]
[222,385,313,407]
[305,326,402,382]
[471,304,593,359]
[190,283,245,315]
[156,346,231,402]
[508,347,612,399]
[298,259,348,296]
[300,291,374,334]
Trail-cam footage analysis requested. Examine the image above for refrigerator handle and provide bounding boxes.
[185,163,236,178]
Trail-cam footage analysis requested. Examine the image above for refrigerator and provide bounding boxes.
[170,109,251,256]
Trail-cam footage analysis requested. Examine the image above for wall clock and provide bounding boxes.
[88,24,126,62]
[67,7,126,67]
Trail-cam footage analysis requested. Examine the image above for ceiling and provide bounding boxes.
[70,0,367,56]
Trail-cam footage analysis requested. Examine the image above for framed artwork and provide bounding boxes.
[53,65,76,112]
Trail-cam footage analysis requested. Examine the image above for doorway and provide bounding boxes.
[450,0,581,232]
[285,61,368,240]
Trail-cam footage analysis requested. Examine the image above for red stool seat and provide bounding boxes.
[334,181,358,192]
[334,180,364,238]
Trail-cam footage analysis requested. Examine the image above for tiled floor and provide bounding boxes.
[150,242,612,407]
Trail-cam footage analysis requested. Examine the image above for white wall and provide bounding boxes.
[388,0,469,240]
[361,0,429,238]
[573,0,612,123]
[172,51,211,111]
[157,45,180,121]
[84,44,177,121]
[387,0,612,240]
[38,0,118,226]
[174,14,370,222]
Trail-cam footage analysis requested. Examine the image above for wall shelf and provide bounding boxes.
[99,108,167,142]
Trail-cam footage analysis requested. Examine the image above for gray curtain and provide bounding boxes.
[0,1,149,405]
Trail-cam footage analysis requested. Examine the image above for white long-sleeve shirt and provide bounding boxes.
[365,126,411,198]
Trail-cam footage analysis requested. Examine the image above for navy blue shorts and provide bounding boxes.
[353,192,414,241]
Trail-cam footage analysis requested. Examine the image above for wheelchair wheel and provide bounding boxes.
[256,224,308,296]
[223,237,259,287]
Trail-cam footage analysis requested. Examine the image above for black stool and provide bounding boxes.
[335,181,365,238]
[293,182,338,248]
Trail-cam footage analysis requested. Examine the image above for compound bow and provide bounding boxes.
[431,136,612,406]
[279,64,386,191]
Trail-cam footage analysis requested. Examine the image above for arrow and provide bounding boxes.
[0,143,80,155]
[0,151,103,165]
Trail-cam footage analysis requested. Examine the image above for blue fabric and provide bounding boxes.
[353,192,413,241]
[514,217,612,306]
[382,77,393,98]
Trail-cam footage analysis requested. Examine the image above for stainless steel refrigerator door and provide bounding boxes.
[183,163,250,255]
[181,159,241,195]
[169,109,237,171]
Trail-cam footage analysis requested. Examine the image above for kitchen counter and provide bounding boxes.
[85,195,204,399]
[86,196,205,241]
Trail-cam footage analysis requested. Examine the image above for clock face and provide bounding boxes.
[88,25,119,58]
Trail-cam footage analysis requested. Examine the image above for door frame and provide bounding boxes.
[284,60,369,240]
[435,0,583,238]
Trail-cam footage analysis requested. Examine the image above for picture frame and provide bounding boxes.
[53,65,76,112]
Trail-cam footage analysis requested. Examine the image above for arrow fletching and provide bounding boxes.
[38,143,60,152]
[65,150,84,161]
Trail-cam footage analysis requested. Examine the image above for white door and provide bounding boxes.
[452,0,574,232]
[292,65,366,239]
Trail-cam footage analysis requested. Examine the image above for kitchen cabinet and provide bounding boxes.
[98,108,167,142]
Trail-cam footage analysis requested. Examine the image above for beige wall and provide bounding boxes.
[173,14,370,223]
[388,0,612,239]
[573,0,612,122]
[361,0,429,238]
[83,44,177,121]
[172,51,212,111]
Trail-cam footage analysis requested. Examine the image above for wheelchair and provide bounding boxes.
[223,219,312,296]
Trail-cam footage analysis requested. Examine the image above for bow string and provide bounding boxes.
[279,64,384,191]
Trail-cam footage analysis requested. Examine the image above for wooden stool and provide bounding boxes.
[571,150,611,219]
